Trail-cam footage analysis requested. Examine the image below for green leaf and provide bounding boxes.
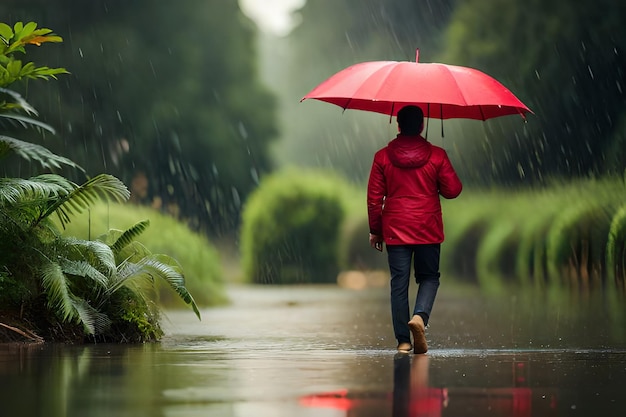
[60,237,117,279]
[0,175,73,205]
[71,297,111,335]
[31,28,52,37]
[6,59,22,77]
[0,23,13,42]
[110,220,150,254]
[112,256,201,321]
[44,174,130,228]
[145,255,201,320]
[61,259,109,288]
[41,262,75,322]
[0,135,82,171]
[12,22,24,38]
[0,114,55,132]
[0,87,39,115]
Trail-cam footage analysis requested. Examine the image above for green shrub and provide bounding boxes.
[58,202,226,307]
[435,178,626,291]
[545,197,616,288]
[440,195,494,283]
[606,205,626,289]
[513,191,561,286]
[340,213,388,272]
[240,168,347,284]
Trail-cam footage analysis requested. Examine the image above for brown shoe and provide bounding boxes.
[397,342,412,353]
[408,315,428,354]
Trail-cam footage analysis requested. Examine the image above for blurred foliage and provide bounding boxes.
[0,0,278,235]
[0,22,201,343]
[440,178,626,294]
[267,0,456,183]
[58,202,226,307]
[267,0,624,190]
[440,0,626,184]
[240,168,347,284]
[340,213,388,272]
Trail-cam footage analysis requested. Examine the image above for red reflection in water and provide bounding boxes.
[300,355,558,417]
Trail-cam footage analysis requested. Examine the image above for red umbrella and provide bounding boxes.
[301,50,532,121]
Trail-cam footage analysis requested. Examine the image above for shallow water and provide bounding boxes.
[1,284,625,417]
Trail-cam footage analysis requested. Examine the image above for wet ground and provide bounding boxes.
[1,283,625,417]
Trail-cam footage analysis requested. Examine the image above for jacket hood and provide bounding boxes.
[386,134,432,168]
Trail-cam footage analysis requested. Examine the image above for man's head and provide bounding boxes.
[396,105,424,135]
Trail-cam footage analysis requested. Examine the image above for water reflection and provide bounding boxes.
[300,349,626,417]
[1,285,625,417]
[392,355,447,417]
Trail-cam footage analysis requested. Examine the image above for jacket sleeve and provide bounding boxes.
[367,152,386,235]
[438,150,463,199]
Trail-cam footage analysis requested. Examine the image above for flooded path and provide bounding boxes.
[1,284,625,416]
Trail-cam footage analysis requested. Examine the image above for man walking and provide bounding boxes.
[367,105,462,354]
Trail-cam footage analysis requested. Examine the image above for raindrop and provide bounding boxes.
[238,122,248,140]
[231,187,241,208]
[250,167,259,184]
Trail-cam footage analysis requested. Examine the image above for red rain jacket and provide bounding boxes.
[367,134,462,245]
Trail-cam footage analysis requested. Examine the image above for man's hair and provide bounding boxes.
[396,105,424,135]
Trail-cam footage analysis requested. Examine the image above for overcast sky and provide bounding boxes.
[239,0,305,36]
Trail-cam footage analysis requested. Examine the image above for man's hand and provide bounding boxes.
[369,233,383,252]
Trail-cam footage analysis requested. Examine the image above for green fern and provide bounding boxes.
[0,175,75,204]
[70,297,112,336]
[0,20,200,342]
[43,174,131,229]
[110,220,150,254]
[40,262,75,322]
[0,135,82,171]
[0,87,39,115]
[112,255,201,320]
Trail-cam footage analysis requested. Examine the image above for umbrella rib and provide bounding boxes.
[342,98,352,114]
[440,104,444,137]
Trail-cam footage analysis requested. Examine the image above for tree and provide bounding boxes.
[268,0,456,182]
[440,0,626,184]
[0,0,279,235]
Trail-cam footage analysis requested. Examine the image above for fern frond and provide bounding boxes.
[142,255,200,320]
[0,112,56,133]
[71,297,111,335]
[110,220,150,254]
[54,236,117,279]
[40,262,75,322]
[0,87,37,115]
[60,260,109,288]
[0,135,83,171]
[0,175,74,205]
[111,256,200,320]
[42,174,130,229]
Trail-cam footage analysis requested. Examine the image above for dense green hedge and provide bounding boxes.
[240,169,349,284]
[58,202,226,307]
[340,214,389,272]
[239,168,626,293]
[442,178,626,292]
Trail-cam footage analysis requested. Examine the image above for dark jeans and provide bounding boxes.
[387,244,441,344]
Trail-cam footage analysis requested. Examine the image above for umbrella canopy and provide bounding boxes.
[301,50,532,121]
